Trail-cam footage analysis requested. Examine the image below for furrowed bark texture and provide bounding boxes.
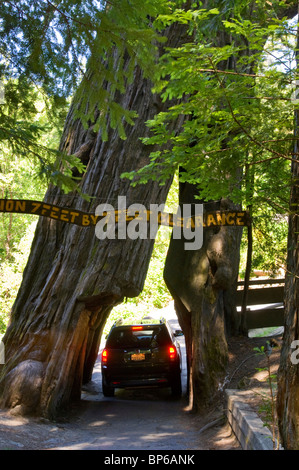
[164,183,242,410]
[277,91,299,450]
[277,202,299,449]
[277,4,299,447]
[0,25,186,418]
[163,0,297,412]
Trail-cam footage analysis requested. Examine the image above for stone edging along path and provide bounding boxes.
[225,389,281,450]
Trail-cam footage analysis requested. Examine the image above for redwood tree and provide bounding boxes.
[277,115,299,449]
[1,0,298,424]
[277,3,299,447]
[0,22,186,418]
[126,0,299,410]
[164,185,242,410]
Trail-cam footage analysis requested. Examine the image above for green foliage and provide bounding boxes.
[0,82,65,332]
[123,7,294,202]
[0,0,173,192]
[105,234,173,334]
[0,79,76,190]
[106,176,179,334]
[239,206,288,277]
[0,221,37,335]
[0,0,170,97]
[0,1,295,334]
[122,1,295,274]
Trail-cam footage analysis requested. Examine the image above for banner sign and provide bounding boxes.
[0,199,251,228]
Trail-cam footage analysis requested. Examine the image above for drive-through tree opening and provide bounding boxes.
[86,300,188,401]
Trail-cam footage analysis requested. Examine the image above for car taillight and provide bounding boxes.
[169,346,177,360]
[102,349,108,363]
[132,326,143,330]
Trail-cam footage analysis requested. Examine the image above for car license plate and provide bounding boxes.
[131,353,145,361]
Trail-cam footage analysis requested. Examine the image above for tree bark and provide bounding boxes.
[163,0,298,413]
[0,24,186,418]
[164,182,242,410]
[276,140,299,449]
[276,175,299,448]
[277,5,299,445]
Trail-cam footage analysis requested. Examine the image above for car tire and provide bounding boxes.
[171,373,182,398]
[102,377,115,397]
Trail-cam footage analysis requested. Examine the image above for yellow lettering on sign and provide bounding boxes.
[5,200,14,211]
[50,207,59,219]
[41,204,51,216]
[125,209,135,222]
[216,212,226,225]
[31,202,42,213]
[226,213,235,225]
[0,200,250,229]
[15,201,26,212]
[82,214,91,226]
[160,212,170,227]
[207,214,217,226]
[60,210,70,222]
[184,218,193,229]
[70,212,79,223]
[175,216,183,228]
[118,209,126,222]
[194,215,203,228]
[236,213,245,225]
[89,214,98,225]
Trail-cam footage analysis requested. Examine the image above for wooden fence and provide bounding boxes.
[235,278,285,330]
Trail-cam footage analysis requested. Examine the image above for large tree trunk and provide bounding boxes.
[163,0,298,414]
[164,182,242,410]
[0,25,186,419]
[277,11,299,445]
[276,170,299,448]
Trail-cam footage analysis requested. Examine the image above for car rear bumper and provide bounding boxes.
[102,368,180,390]
[108,377,170,389]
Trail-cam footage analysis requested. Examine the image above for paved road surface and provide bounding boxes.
[75,317,195,451]
[0,307,239,451]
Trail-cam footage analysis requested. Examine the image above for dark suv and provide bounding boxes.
[101,319,182,398]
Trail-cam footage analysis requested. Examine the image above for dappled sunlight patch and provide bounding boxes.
[88,420,108,427]
[0,410,30,427]
[141,431,184,442]
[205,422,241,450]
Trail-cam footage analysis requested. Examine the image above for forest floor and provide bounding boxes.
[212,330,283,449]
[0,330,282,452]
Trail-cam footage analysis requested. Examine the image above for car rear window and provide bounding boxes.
[106,326,171,349]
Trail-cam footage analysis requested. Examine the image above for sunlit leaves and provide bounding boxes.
[0,0,171,191]
[122,3,296,215]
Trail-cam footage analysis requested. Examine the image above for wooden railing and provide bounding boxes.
[235,278,285,330]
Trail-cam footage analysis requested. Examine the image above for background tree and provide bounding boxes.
[277,3,299,449]
[0,82,63,334]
